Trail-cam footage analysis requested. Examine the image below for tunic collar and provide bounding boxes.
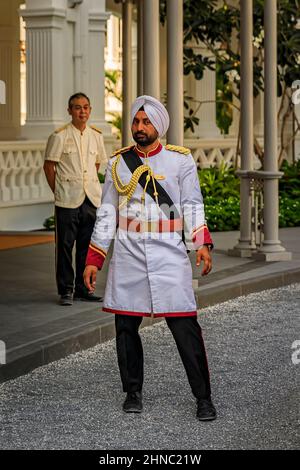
[71,123,89,136]
[134,142,162,158]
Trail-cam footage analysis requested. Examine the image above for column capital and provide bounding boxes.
[167,0,183,145]
[143,0,160,99]
[20,7,66,29]
[88,11,110,32]
[20,7,66,19]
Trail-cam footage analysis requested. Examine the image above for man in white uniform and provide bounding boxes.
[84,95,216,421]
[44,93,107,306]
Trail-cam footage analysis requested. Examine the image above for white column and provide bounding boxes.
[229,0,256,257]
[166,0,183,145]
[253,0,291,260]
[21,1,68,139]
[0,0,21,140]
[137,0,143,96]
[21,0,111,139]
[87,5,111,135]
[132,19,138,101]
[143,0,160,98]
[73,1,86,93]
[122,0,133,146]
[254,92,264,137]
[106,14,121,70]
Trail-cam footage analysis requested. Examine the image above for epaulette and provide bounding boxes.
[90,125,102,134]
[54,123,69,134]
[110,145,134,158]
[165,144,190,155]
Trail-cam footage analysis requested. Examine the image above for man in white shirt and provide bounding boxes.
[44,92,107,305]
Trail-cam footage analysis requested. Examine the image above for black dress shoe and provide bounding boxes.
[196,397,217,421]
[59,293,73,306]
[74,291,103,302]
[122,391,143,413]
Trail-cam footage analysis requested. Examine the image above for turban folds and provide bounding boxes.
[131,95,170,138]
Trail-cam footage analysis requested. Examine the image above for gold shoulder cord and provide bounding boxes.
[111,154,160,209]
[165,144,190,155]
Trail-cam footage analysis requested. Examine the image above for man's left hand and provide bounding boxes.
[196,246,212,276]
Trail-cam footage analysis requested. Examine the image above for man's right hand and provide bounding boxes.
[83,265,98,292]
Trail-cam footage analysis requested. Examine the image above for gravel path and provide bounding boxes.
[0,284,299,450]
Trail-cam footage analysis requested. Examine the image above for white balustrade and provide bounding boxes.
[0,136,120,208]
[188,138,238,169]
[0,138,260,207]
[0,137,259,230]
[188,138,262,170]
[0,141,52,206]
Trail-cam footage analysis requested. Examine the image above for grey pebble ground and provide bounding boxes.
[0,284,299,450]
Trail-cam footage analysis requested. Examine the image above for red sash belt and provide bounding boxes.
[119,215,183,233]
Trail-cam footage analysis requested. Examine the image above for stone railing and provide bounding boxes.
[0,136,120,208]
[187,138,262,169]
[0,141,52,206]
[0,136,119,230]
[0,137,258,230]
[187,138,239,169]
[0,137,264,208]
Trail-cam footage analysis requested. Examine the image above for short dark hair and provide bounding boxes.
[138,106,144,112]
[68,92,90,109]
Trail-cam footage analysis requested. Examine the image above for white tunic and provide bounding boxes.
[88,145,212,317]
[44,123,107,208]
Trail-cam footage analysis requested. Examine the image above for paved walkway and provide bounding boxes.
[0,227,300,383]
[0,284,299,450]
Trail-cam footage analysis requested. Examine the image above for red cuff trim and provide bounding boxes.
[192,225,213,250]
[103,307,197,317]
[86,244,106,269]
[90,243,107,258]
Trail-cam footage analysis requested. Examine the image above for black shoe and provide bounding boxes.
[59,293,73,306]
[74,290,103,302]
[122,391,143,413]
[196,397,217,421]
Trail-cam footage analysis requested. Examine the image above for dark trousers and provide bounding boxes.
[115,315,211,400]
[55,197,97,295]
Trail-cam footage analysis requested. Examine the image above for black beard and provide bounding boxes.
[133,132,158,147]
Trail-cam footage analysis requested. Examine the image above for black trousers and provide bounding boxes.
[55,197,97,295]
[115,315,211,400]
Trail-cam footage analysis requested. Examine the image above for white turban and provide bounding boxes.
[131,95,170,137]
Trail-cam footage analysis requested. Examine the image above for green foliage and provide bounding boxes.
[199,160,300,232]
[279,159,300,198]
[183,48,214,80]
[199,163,240,231]
[98,172,105,184]
[204,195,240,231]
[43,214,55,230]
[276,0,300,89]
[279,197,300,228]
[183,93,200,133]
[278,160,300,227]
[198,162,240,198]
